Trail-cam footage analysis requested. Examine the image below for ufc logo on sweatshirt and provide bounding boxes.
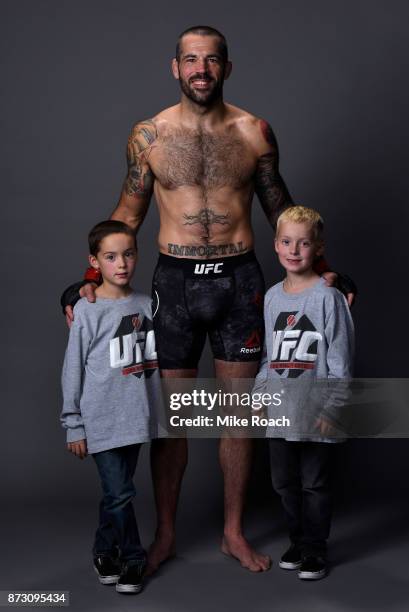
[109,313,158,378]
[270,329,322,370]
[110,329,157,368]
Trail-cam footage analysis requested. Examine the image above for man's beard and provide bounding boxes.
[179,72,224,106]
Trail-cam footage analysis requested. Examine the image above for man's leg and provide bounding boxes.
[149,255,207,573]
[216,359,271,572]
[147,368,196,574]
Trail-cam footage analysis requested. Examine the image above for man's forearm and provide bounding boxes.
[255,167,293,230]
[110,198,148,233]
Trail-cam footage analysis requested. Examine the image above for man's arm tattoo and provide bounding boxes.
[260,120,276,147]
[255,120,293,228]
[123,120,156,196]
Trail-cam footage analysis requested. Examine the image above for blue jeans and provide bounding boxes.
[92,444,145,563]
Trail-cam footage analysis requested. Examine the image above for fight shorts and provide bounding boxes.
[152,251,265,369]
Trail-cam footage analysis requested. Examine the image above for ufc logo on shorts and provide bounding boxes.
[194,263,224,274]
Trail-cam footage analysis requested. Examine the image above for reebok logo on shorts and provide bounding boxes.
[240,330,262,354]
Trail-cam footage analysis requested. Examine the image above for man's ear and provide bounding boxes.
[171,58,180,80]
[224,61,232,80]
[89,254,100,270]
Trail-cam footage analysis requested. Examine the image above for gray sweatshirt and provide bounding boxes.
[61,292,161,453]
[253,277,355,441]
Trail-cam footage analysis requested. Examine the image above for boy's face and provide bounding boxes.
[89,233,137,288]
[275,221,323,275]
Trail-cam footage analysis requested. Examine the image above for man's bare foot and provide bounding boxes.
[145,531,176,576]
[221,534,271,572]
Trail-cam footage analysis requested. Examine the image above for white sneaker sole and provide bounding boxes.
[279,560,302,570]
[93,567,120,585]
[298,569,327,580]
[116,583,143,594]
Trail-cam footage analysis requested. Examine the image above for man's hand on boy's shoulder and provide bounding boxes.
[67,439,88,459]
[64,282,98,328]
[321,271,355,308]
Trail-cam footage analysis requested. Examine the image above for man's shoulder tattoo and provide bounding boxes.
[129,119,158,155]
[259,119,277,148]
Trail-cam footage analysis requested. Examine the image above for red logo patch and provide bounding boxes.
[287,315,296,326]
[245,330,261,348]
[132,316,141,330]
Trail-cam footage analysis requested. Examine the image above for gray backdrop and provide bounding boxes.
[2,1,409,610]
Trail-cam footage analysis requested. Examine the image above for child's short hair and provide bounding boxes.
[276,206,324,241]
[88,220,136,256]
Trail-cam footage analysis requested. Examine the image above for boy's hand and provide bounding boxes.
[321,271,354,307]
[251,406,266,419]
[67,439,88,459]
[65,282,98,328]
[315,417,337,437]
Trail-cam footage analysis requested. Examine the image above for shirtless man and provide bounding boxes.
[64,25,342,573]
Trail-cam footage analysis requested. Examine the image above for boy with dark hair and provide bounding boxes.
[61,220,160,594]
[253,206,354,580]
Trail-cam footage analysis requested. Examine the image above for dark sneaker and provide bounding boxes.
[298,556,327,580]
[279,543,302,570]
[93,555,121,585]
[116,561,145,594]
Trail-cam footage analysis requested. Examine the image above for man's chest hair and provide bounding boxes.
[151,126,255,190]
